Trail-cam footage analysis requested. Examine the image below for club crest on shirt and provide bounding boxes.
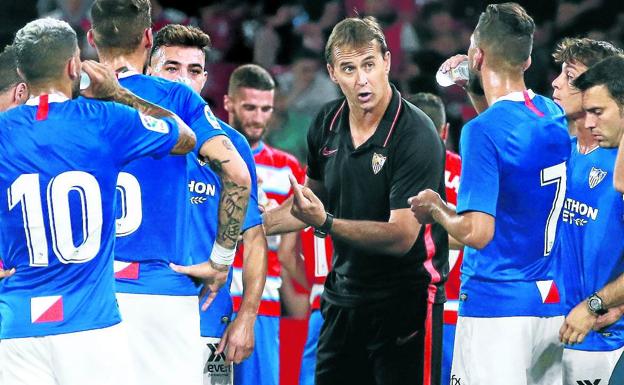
[371,153,387,175]
[204,106,222,130]
[588,167,607,189]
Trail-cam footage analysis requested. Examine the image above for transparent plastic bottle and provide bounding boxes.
[79,71,91,90]
[435,60,469,87]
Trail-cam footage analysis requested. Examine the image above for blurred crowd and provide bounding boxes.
[1,0,623,159]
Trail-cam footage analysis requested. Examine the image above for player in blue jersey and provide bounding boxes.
[88,1,252,385]
[409,4,571,385]
[555,54,624,384]
[549,38,624,385]
[0,18,196,385]
[148,24,268,385]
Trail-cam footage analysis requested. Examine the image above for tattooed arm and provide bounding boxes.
[81,60,196,154]
[200,137,251,261]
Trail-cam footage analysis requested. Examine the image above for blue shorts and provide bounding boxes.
[233,314,279,385]
[299,310,323,385]
[441,323,456,385]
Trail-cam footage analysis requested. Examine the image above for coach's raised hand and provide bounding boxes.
[289,174,326,227]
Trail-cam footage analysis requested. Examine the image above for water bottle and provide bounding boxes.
[436,60,469,87]
[79,71,91,90]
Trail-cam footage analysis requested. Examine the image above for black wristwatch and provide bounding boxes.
[587,293,608,316]
[314,212,334,238]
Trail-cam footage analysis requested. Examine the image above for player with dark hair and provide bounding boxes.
[149,24,267,385]
[0,17,195,385]
[407,92,462,385]
[0,45,28,111]
[555,54,624,385]
[88,1,251,384]
[410,3,570,384]
[265,16,447,385]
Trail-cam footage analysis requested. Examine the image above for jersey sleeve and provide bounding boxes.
[106,102,180,166]
[174,84,227,155]
[456,120,499,216]
[389,129,445,210]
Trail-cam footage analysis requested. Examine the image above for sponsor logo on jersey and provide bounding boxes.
[204,106,222,131]
[372,153,386,174]
[188,180,216,198]
[139,113,169,133]
[562,198,599,225]
[204,342,232,381]
[589,167,607,189]
[322,146,338,157]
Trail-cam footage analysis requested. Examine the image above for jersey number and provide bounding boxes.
[115,172,142,236]
[540,162,567,256]
[8,172,103,266]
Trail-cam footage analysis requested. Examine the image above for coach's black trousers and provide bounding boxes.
[315,292,428,385]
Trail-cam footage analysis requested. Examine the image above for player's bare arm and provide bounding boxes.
[217,224,267,363]
[290,175,420,256]
[0,266,15,280]
[278,232,308,288]
[200,137,251,253]
[615,133,624,192]
[81,60,196,155]
[408,189,494,250]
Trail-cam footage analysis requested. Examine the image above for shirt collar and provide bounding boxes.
[25,93,69,106]
[330,83,403,149]
[252,140,265,156]
[116,68,141,79]
[492,89,536,105]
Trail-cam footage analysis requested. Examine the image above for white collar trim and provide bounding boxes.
[117,69,140,79]
[25,93,70,106]
[492,89,536,105]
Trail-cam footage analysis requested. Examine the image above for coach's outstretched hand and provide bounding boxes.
[560,301,597,345]
[169,261,229,311]
[80,60,122,100]
[289,174,326,227]
[217,311,255,364]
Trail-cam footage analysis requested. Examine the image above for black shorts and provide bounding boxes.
[315,292,428,385]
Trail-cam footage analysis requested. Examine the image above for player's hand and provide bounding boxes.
[217,311,256,364]
[439,54,468,74]
[80,60,122,100]
[289,175,326,227]
[0,267,15,280]
[169,261,230,311]
[407,189,443,224]
[594,305,624,331]
[560,301,597,345]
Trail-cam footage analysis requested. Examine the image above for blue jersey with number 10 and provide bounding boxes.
[114,73,226,296]
[0,95,179,339]
[457,91,570,318]
[187,119,262,338]
[554,140,624,351]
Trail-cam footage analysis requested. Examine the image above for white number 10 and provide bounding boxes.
[8,171,103,266]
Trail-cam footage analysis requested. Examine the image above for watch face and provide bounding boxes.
[589,298,601,311]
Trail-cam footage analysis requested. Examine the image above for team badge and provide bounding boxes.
[139,113,169,133]
[204,106,222,130]
[588,167,607,189]
[371,153,387,175]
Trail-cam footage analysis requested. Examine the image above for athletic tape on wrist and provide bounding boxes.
[209,242,236,266]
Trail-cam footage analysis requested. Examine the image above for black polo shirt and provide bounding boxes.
[307,85,449,307]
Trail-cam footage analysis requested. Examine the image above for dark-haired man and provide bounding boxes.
[0,17,195,385]
[409,3,570,384]
[88,1,251,384]
[264,16,447,385]
[548,38,623,385]
[557,54,624,385]
[149,24,266,385]
[0,45,28,112]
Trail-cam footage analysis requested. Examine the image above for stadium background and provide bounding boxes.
[0,0,623,383]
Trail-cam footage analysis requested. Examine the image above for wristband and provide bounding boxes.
[209,242,236,266]
[314,212,334,238]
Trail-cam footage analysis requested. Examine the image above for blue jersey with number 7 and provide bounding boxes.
[456,91,570,317]
[0,94,179,339]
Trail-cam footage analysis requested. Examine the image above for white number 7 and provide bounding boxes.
[540,162,567,256]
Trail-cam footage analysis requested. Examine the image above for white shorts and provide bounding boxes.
[0,323,136,385]
[451,315,564,385]
[563,346,624,385]
[202,337,233,385]
[117,293,203,385]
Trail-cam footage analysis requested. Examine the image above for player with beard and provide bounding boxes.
[224,63,306,385]
[149,24,267,385]
[88,1,252,385]
[0,18,196,385]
